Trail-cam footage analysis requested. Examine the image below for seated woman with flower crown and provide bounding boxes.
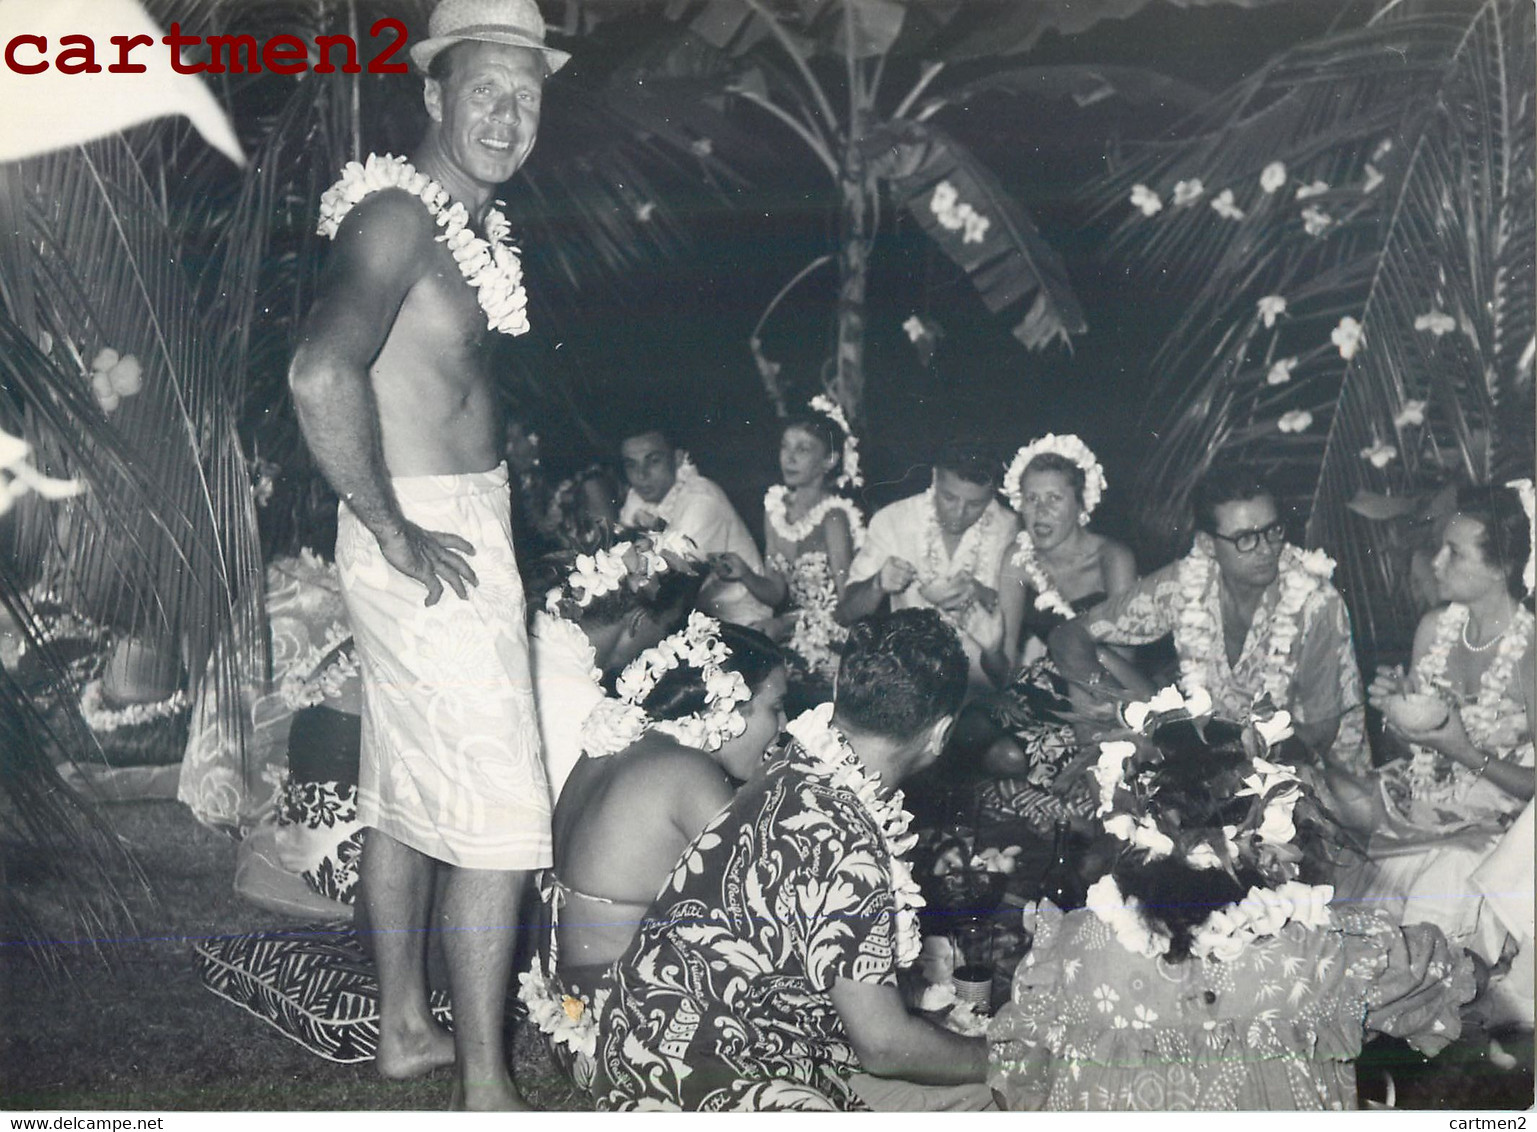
[1343,483,1535,979]
[518,615,788,1089]
[713,397,865,709]
[948,435,1148,832]
[988,689,1479,1111]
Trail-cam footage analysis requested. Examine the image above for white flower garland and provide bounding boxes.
[1175,541,1335,704]
[79,679,191,733]
[919,486,996,627]
[278,625,358,711]
[763,485,866,549]
[1002,433,1107,519]
[1009,533,1075,619]
[578,697,651,759]
[1085,688,1334,962]
[1403,602,1535,802]
[517,958,607,1060]
[785,703,925,968]
[544,530,698,615]
[1093,686,1303,868]
[784,552,846,679]
[317,153,530,337]
[807,394,864,489]
[615,612,750,753]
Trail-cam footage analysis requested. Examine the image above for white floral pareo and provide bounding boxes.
[785,703,925,967]
[317,153,530,337]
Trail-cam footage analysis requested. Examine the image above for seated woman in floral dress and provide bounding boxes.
[518,617,788,1087]
[951,435,1145,831]
[988,688,1479,1110]
[1351,482,1535,970]
[713,396,864,711]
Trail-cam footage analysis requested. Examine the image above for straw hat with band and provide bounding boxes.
[410,0,571,75]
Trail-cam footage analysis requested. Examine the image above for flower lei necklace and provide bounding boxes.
[317,153,530,337]
[614,612,750,752]
[1175,541,1335,703]
[763,485,866,549]
[1404,602,1535,798]
[79,680,191,733]
[920,486,995,623]
[785,703,925,967]
[1009,533,1076,619]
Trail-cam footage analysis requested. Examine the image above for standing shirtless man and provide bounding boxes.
[287,0,568,1110]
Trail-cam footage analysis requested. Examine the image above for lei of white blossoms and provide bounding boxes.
[1403,602,1536,803]
[1176,540,1335,703]
[79,680,191,733]
[785,703,925,968]
[807,394,864,489]
[516,957,608,1062]
[1003,434,1109,618]
[278,625,358,711]
[544,530,697,616]
[1086,687,1333,961]
[919,485,995,625]
[317,153,529,337]
[763,485,866,549]
[1002,433,1107,519]
[615,612,750,752]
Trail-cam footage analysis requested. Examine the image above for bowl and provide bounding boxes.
[1383,692,1450,733]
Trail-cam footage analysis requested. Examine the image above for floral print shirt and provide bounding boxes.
[590,736,900,1111]
[988,902,1475,1110]
[1084,556,1369,772]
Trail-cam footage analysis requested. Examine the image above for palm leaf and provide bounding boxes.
[869,118,1087,349]
[1098,0,1534,654]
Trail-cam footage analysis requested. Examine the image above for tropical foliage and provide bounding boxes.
[1103,0,1534,654]
[588,0,1287,422]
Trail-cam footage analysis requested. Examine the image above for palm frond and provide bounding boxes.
[868,119,1087,349]
[1098,0,1535,654]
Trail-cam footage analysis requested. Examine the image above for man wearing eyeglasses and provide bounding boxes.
[1049,467,1368,774]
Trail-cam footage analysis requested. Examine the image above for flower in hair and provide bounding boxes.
[615,612,750,752]
[1002,433,1108,519]
[545,532,700,616]
[808,394,863,489]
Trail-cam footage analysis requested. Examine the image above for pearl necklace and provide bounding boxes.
[1406,603,1534,797]
[1462,614,1512,653]
[317,153,530,337]
[784,704,925,968]
[763,485,866,549]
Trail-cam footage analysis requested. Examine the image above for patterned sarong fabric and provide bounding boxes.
[336,464,551,869]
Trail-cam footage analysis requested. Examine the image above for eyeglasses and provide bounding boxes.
[1209,520,1287,553]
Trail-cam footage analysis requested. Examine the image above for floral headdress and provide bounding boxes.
[1085,686,1333,961]
[614,612,751,752]
[1002,433,1107,522]
[543,530,699,617]
[1506,477,1535,595]
[807,394,863,489]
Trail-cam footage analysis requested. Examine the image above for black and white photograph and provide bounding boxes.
[0,0,1532,1115]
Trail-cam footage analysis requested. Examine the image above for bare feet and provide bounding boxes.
[450,1075,531,1111]
[375,1020,456,1080]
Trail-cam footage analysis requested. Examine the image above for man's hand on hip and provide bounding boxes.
[377,521,479,606]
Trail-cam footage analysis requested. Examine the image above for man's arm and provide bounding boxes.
[836,508,911,625]
[288,192,475,606]
[831,977,987,1086]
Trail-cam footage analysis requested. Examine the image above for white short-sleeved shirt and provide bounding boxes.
[619,464,771,625]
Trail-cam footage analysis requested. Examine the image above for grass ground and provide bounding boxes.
[1,799,581,1112]
[1,797,1530,1111]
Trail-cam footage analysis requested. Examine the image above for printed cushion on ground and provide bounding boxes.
[195,924,452,1063]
